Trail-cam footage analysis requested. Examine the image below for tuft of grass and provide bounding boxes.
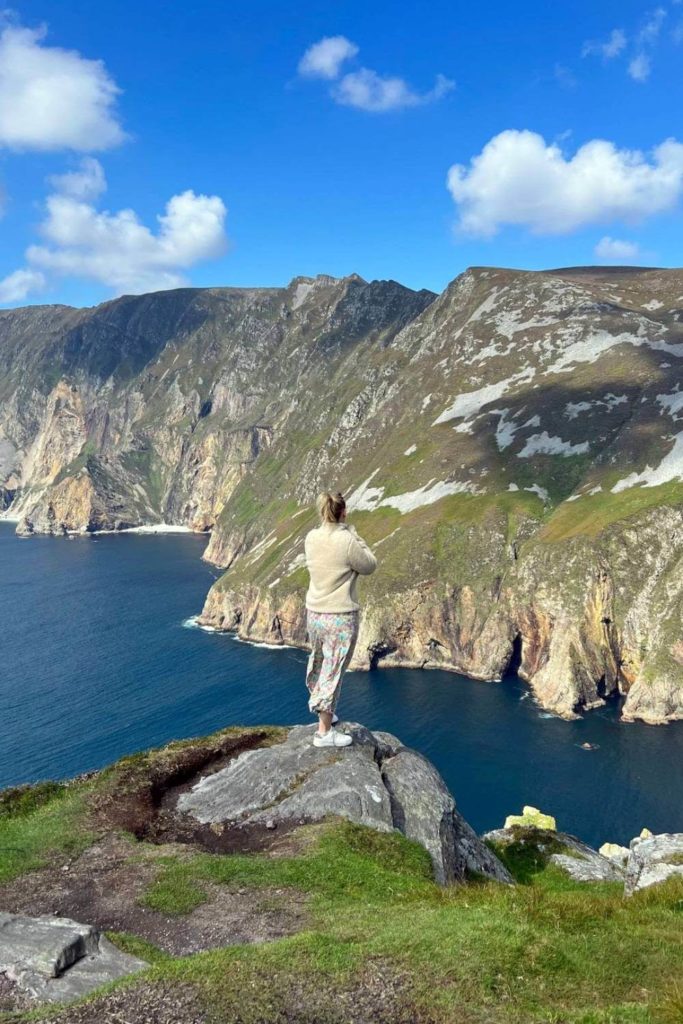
[105,931,173,965]
[0,783,94,886]
[139,859,209,915]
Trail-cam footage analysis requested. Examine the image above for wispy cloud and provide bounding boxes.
[628,52,652,81]
[447,130,683,237]
[580,6,676,85]
[628,6,667,80]
[582,28,627,59]
[298,36,358,80]
[298,35,454,112]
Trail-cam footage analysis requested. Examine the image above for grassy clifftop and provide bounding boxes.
[0,727,682,1023]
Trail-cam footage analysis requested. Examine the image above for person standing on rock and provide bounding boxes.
[304,491,377,748]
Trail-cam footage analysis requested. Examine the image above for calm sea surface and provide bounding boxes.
[1,521,682,847]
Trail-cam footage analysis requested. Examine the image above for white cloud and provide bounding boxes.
[447,130,683,237]
[333,69,454,112]
[0,159,228,302]
[594,236,644,261]
[298,35,453,112]
[582,28,627,59]
[0,267,45,302]
[0,23,124,151]
[48,157,106,200]
[638,7,666,45]
[628,53,652,81]
[627,8,667,82]
[298,35,358,79]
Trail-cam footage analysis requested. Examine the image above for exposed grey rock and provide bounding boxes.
[0,913,147,1004]
[178,724,511,886]
[625,833,683,895]
[382,749,511,885]
[483,827,625,883]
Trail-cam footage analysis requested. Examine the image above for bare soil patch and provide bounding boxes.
[0,834,308,957]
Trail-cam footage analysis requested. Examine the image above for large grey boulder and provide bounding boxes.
[381,748,509,884]
[0,913,147,1004]
[625,833,683,895]
[177,723,512,886]
[483,827,625,883]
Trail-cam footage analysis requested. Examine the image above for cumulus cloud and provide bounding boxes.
[333,69,454,112]
[594,236,644,261]
[298,35,358,79]
[0,22,124,151]
[582,28,627,59]
[298,35,453,112]
[0,159,228,303]
[447,130,683,237]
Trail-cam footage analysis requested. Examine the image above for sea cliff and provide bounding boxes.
[2,266,683,723]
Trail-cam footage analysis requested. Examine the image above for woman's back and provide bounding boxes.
[304,520,376,613]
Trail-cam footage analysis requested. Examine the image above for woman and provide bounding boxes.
[304,491,377,747]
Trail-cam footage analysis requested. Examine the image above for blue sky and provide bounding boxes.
[1,0,682,307]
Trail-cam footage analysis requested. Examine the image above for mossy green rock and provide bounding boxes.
[503,806,557,830]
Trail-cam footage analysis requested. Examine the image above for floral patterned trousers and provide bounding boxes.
[305,609,359,715]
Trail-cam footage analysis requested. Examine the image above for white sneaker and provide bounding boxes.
[313,727,353,748]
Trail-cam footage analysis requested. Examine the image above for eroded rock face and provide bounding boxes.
[624,833,683,895]
[176,724,512,886]
[4,267,683,724]
[0,913,147,1004]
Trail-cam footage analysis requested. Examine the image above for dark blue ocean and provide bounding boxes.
[1,521,682,848]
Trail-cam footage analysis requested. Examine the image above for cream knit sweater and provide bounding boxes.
[304,521,377,612]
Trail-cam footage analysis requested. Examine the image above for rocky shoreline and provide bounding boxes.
[2,267,683,727]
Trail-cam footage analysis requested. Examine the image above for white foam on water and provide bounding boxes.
[124,524,193,534]
[231,635,300,651]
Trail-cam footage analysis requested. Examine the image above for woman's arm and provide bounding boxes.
[346,526,377,575]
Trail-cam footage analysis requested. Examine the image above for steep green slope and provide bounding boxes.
[2,266,682,723]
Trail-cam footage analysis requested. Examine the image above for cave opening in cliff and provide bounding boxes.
[505,633,523,677]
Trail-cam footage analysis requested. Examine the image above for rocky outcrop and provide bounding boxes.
[484,827,625,884]
[624,833,683,894]
[3,267,683,724]
[176,723,512,886]
[0,913,147,1004]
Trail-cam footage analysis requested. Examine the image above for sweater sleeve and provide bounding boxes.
[346,527,377,576]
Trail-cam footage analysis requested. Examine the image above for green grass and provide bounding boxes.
[106,931,173,965]
[128,819,683,1023]
[0,782,94,885]
[2,779,683,1023]
[539,480,683,542]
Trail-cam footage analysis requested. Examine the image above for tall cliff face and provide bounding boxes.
[2,267,682,724]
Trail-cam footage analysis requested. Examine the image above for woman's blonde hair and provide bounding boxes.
[318,491,346,523]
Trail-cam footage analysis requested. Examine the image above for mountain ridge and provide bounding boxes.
[1,265,682,724]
